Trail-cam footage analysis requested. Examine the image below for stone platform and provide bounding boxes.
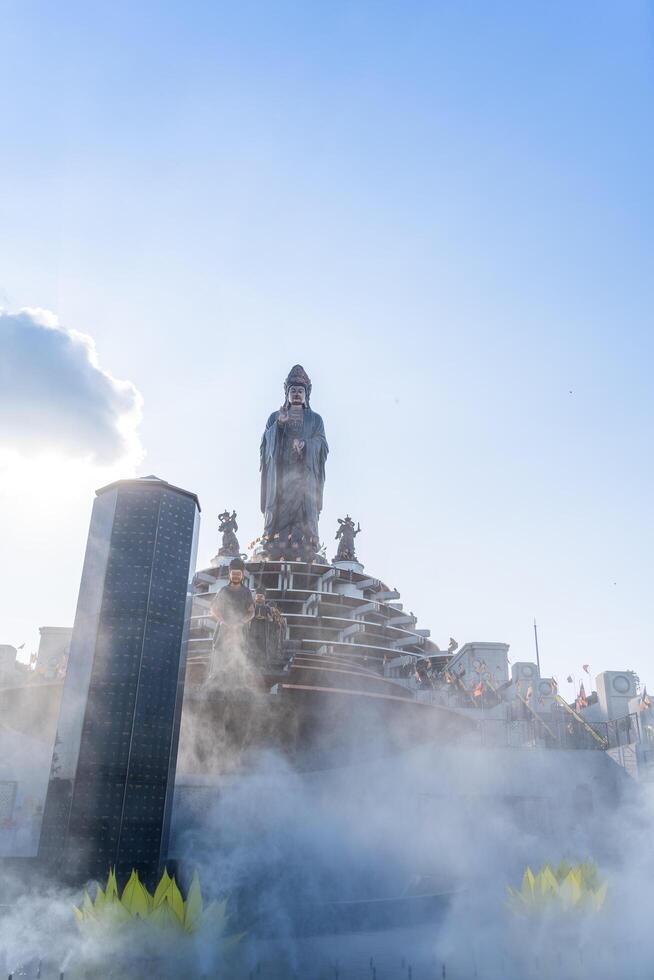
[177,560,472,773]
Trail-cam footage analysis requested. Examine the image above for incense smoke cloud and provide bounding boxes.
[2,733,654,978]
[179,623,273,776]
[3,618,654,979]
[0,308,143,465]
[171,728,652,979]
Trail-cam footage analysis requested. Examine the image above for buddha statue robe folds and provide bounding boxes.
[260,365,328,562]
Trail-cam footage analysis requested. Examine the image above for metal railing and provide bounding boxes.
[469,712,640,751]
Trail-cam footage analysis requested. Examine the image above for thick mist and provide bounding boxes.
[170,738,652,979]
[1,735,654,978]
[3,639,654,978]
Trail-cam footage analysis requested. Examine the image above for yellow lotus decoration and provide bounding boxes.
[507,860,607,917]
[74,867,243,943]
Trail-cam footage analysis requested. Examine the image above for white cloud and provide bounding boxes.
[0,308,143,465]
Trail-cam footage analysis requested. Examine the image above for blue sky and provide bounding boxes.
[1,1,653,691]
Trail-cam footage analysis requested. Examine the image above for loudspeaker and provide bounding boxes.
[596,670,638,720]
[610,673,637,696]
[511,662,539,684]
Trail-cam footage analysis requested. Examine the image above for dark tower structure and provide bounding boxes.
[38,475,200,885]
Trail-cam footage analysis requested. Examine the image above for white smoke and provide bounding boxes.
[4,645,654,978]
[169,730,654,979]
[1,735,653,978]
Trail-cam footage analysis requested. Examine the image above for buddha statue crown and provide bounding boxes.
[284,364,312,404]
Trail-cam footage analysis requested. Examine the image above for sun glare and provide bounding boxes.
[0,447,139,503]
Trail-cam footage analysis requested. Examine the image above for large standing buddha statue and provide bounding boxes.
[259,365,328,561]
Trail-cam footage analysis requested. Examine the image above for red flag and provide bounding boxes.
[576,683,588,710]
